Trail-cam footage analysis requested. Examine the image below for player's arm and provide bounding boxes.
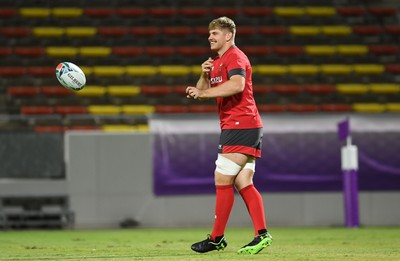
[187,74,244,99]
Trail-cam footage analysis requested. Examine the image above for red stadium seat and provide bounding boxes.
[336,6,367,16]
[115,7,146,17]
[257,104,287,113]
[368,45,400,55]
[176,46,209,56]
[97,27,130,36]
[7,86,39,97]
[0,67,26,76]
[242,7,273,17]
[27,66,54,77]
[259,26,288,36]
[236,26,258,36]
[320,104,353,112]
[0,47,12,56]
[303,84,336,95]
[273,46,304,56]
[155,105,188,113]
[40,86,73,96]
[287,104,320,112]
[144,47,175,56]
[0,8,18,17]
[272,84,303,95]
[385,64,400,74]
[385,25,400,35]
[193,26,209,36]
[68,125,101,131]
[112,47,143,56]
[189,105,218,113]
[131,26,161,36]
[0,27,31,37]
[141,85,173,96]
[367,7,398,16]
[14,47,45,57]
[20,106,54,115]
[54,106,88,115]
[83,8,114,17]
[253,85,272,94]
[352,25,384,35]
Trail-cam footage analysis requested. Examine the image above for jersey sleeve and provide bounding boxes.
[226,52,247,79]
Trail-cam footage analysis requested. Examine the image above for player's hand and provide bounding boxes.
[201,57,214,74]
[186,86,202,99]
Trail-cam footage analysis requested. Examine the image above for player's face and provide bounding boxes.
[208,28,231,51]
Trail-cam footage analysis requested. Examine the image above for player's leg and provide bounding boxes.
[235,158,272,254]
[191,153,247,253]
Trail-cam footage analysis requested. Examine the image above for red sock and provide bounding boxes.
[239,184,267,235]
[211,185,234,241]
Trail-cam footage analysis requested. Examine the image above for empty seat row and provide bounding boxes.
[1,6,397,18]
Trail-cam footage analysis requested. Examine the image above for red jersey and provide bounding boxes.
[209,45,263,130]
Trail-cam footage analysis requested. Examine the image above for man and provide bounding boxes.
[186,17,272,255]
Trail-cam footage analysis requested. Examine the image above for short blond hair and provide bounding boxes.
[208,16,236,35]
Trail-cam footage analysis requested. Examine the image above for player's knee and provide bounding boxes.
[215,154,242,176]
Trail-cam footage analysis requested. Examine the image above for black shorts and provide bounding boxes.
[218,128,263,158]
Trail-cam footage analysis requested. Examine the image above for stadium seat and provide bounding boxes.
[158,65,191,77]
[305,45,336,56]
[273,46,304,56]
[52,8,83,18]
[115,7,146,17]
[0,47,12,56]
[336,6,367,17]
[385,25,400,36]
[0,27,31,37]
[255,65,288,75]
[176,46,209,56]
[0,8,18,17]
[289,26,320,36]
[101,124,149,132]
[303,84,336,94]
[337,45,368,56]
[93,66,125,77]
[79,47,111,57]
[321,26,352,35]
[148,7,178,17]
[97,27,130,37]
[352,103,386,113]
[27,66,54,77]
[210,7,240,17]
[274,7,305,16]
[155,105,188,113]
[19,8,51,18]
[386,103,400,112]
[162,26,193,36]
[369,83,400,94]
[33,27,64,37]
[259,26,288,36]
[40,86,73,96]
[0,67,27,76]
[7,86,40,97]
[46,46,78,57]
[144,47,175,56]
[368,45,400,55]
[242,7,273,17]
[367,7,398,17]
[88,105,121,115]
[385,64,400,74]
[131,26,161,36]
[288,65,318,75]
[140,85,173,96]
[65,27,96,37]
[272,84,303,95]
[54,106,87,115]
[83,8,114,17]
[126,66,158,77]
[352,25,384,35]
[353,64,384,74]
[107,85,140,96]
[287,104,320,112]
[336,84,369,95]
[253,85,272,94]
[34,125,65,133]
[305,7,336,16]
[20,106,54,115]
[188,105,217,113]
[320,103,352,112]
[14,47,45,57]
[75,86,106,97]
[120,105,155,115]
[320,64,352,75]
[179,7,209,17]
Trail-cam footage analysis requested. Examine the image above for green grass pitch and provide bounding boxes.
[0,227,399,260]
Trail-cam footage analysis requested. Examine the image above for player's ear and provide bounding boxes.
[226,32,233,42]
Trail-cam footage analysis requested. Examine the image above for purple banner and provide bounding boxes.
[151,114,400,195]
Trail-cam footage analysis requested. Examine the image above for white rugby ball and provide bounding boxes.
[55,62,86,91]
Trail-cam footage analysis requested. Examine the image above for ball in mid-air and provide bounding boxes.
[55,62,86,91]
